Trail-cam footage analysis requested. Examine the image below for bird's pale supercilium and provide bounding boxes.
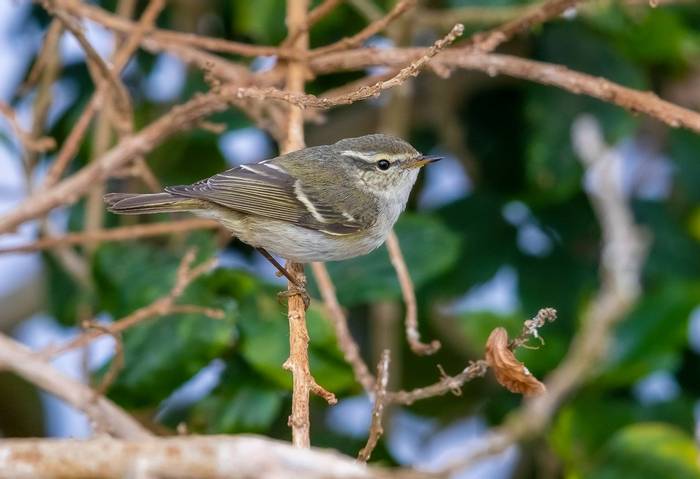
[105,134,441,264]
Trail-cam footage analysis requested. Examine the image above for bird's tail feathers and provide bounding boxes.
[104,192,203,215]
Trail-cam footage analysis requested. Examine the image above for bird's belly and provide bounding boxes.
[204,208,388,263]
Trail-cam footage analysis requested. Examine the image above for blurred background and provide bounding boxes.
[1,0,700,478]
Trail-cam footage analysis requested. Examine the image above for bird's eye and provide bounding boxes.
[376,159,391,171]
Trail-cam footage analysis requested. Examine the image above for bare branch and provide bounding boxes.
[358,349,391,462]
[0,89,236,234]
[311,0,416,57]
[237,23,464,109]
[0,435,433,479]
[0,101,56,153]
[309,49,700,135]
[0,333,151,439]
[385,231,440,355]
[42,0,165,187]
[311,262,376,393]
[53,0,300,59]
[308,0,345,26]
[387,360,489,405]
[463,0,586,53]
[41,249,221,358]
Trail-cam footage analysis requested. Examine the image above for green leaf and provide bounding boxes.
[552,396,696,478]
[600,281,700,386]
[231,0,287,45]
[106,310,235,408]
[189,359,284,434]
[589,423,700,479]
[238,294,357,394]
[92,238,236,407]
[433,193,517,296]
[311,213,459,306]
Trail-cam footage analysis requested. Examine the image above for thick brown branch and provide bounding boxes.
[0,333,151,439]
[0,436,431,479]
[282,0,336,450]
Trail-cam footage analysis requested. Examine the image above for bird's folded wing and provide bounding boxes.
[165,162,365,235]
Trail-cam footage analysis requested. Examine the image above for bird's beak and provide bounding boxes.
[402,155,443,169]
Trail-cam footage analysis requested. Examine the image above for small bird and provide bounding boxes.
[105,134,440,288]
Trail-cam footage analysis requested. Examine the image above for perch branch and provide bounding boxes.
[281,0,336,450]
[0,333,151,439]
[386,230,441,356]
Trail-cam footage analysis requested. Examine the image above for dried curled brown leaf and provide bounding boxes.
[485,327,546,396]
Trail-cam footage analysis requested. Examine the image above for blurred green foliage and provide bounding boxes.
[9,0,700,477]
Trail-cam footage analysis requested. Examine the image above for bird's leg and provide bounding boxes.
[256,248,310,310]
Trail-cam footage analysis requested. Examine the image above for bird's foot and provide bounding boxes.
[277,285,311,310]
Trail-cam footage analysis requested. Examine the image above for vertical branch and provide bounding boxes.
[386,230,441,355]
[281,0,336,449]
[357,349,391,462]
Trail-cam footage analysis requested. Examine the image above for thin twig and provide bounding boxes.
[41,249,221,358]
[82,321,125,396]
[308,0,345,26]
[357,349,390,462]
[236,23,464,109]
[311,262,376,393]
[310,0,416,57]
[0,102,55,153]
[386,230,441,356]
[50,8,133,132]
[387,360,489,405]
[52,0,301,59]
[461,0,586,53]
[42,0,165,187]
